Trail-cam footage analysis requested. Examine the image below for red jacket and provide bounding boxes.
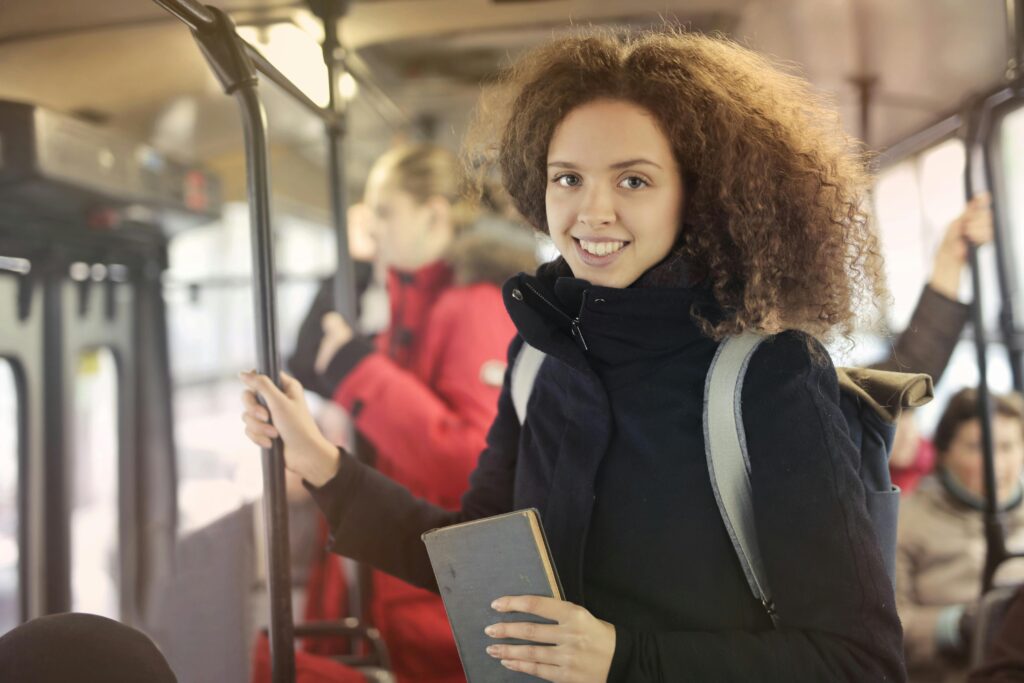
[296,225,537,683]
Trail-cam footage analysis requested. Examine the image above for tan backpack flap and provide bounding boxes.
[836,367,934,424]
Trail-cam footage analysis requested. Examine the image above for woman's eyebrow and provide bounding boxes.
[547,159,663,170]
[609,158,662,170]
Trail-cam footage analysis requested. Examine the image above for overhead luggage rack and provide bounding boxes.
[0,100,221,229]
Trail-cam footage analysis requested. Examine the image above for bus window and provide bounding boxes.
[0,360,19,632]
[70,348,119,619]
[999,105,1024,324]
[167,73,337,535]
[874,159,926,331]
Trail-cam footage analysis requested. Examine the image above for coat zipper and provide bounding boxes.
[522,281,589,351]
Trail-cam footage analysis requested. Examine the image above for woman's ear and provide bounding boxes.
[425,195,454,233]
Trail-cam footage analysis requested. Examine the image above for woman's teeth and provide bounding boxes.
[579,239,626,256]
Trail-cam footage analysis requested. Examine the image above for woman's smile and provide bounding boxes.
[573,236,632,265]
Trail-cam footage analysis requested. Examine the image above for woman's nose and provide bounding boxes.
[577,187,616,228]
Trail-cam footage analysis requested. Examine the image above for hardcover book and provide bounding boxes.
[422,509,564,682]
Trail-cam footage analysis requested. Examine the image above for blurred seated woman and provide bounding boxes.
[897,388,1024,682]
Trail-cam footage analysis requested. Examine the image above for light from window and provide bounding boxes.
[70,348,119,619]
[0,360,19,632]
[874,161,927,331]
[999,106,1024,324]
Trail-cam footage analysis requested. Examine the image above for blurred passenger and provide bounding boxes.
[286,143,537,683]
[897,388,1024,682]
[968,584,1024,682]
[877,194,993,494]
[244,30,906,681]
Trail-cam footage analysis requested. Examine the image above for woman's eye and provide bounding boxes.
[554,174,581,187]
[620,176,648,190]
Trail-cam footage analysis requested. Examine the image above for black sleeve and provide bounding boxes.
[289,263,376,398]
[609,333,906,682]
[288,277,335,397]
[873,285,969,384]
[304,337,525,591]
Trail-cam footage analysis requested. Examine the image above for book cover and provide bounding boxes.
[422,509,563,682]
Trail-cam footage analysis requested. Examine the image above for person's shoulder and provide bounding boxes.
[746,330,835,386]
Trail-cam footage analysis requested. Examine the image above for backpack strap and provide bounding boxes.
[703,332,780,627]
[511,342,546,425]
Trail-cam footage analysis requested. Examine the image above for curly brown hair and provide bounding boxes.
[465,28,887,341]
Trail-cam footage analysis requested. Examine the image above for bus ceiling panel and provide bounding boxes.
[733,0,1007,149]
[0,0,1010,167]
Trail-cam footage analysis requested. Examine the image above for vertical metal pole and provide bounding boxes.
[309,0,365,631]
[1006,0,1024,80]
[981,133,1024,393]
[236,86,296,682]
[187,5,298,675]
[317,1,358,321]
[964,103,1008,594]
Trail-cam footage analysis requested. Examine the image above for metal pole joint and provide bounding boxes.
[192,6,258,95]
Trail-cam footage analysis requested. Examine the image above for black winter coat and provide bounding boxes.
[308,261,906,682]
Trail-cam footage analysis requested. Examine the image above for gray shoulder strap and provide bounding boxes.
[703,332,779,627]
[511,342,546,425]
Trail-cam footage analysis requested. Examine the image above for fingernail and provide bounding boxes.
[486,645,498,656]
[491,598,504,610]
[484,625,497,636]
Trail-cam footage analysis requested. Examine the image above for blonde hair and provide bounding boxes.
[373,143,478,232]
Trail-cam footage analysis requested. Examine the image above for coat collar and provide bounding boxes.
[502,257,718,372]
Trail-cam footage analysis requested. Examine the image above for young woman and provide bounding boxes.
[286,143,538,683]
[897,388,1024,683]
[242,30,904,681]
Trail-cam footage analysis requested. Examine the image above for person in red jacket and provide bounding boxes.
[287,143,537,683]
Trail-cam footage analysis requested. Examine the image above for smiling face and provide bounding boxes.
[545,99,685,288]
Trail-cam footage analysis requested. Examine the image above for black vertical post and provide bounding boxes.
[42,257,70,615]
[309,0,358,321]
[237,86,295,682]
[964,102,1008,594]
[981,134,1024,393]
[1006,0,1024,80]
[307,0,364,629]
[187,7,296,681]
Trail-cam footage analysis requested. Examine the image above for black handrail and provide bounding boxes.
[877,75,1024,169]
[964,96,1016,594]
[152,2,295,680]
[975,91,1024,394]
[962,89,1024,593]
[152,0,215,32]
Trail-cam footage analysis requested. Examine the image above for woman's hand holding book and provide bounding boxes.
[485,595,615,682]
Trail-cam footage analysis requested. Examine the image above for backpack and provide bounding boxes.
[509,332,933,627]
